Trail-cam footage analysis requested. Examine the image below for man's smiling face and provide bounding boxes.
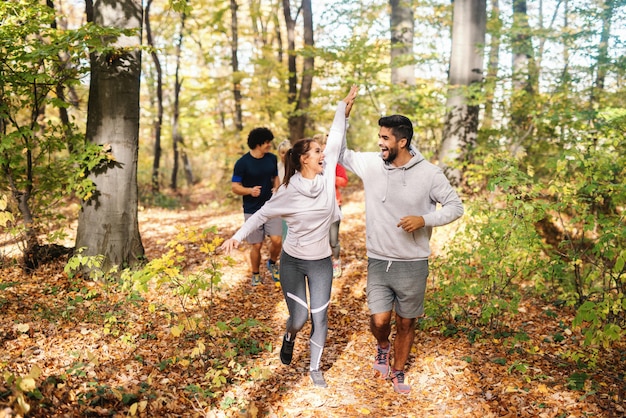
[378,126,401,164]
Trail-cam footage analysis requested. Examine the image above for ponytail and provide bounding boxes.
[282,138,314,186]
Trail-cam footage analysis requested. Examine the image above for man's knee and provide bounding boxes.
[395,315,416,333]
[370,312,392,329]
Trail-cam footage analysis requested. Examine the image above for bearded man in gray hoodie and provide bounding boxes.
[340,114,464,394]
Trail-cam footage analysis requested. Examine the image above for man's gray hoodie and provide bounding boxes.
[340,145,464,261]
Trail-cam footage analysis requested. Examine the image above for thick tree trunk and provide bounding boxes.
[439,0,486,187]
[75,0,144,272]
[390,0,415,86]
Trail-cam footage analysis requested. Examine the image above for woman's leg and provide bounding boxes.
[306,257,333,371]
[279,251,309,339]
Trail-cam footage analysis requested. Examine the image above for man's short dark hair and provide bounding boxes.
[378,115,413,147]
[247,127,274,149]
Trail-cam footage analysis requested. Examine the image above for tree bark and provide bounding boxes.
[509,0,536,145]
[75,0,144,271]
[483,0,501,129]
[283,0,313,141]
[390,0,415,86]
[592,0,615,98]
[231,0,243,132]
[439,0,487,187]
[145,0,164,193]
[170,11,193,190]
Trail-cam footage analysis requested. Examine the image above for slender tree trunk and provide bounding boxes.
[439,0,487,187]
[231,0,243,132]
[483,0,501,129]
[283,0,297,109]
[283,0,313,141]
[171,12,193,190]
[48,0,80,153]
[75,0,144,271]
[509,0,536,149]
[390,0,415,86]
[145,0,164,193]
[593,0,614,98]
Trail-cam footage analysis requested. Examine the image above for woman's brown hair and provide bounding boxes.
[283,138,314,186]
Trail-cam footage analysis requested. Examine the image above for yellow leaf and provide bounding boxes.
[16,323,30,333]
[17,393,30,414]
[111,387,123,401]
[19,377,36,392]
[171,324,184,337]
[139,400,148,412]
[537,384,549,394]
[179,359,190,367]
[28,365,42,380]
[359,408,371,415]
[129,402,138,416]
[176,244,185,253]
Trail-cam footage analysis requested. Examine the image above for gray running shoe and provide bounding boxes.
[309,370,327,388]
[373,345,390,377]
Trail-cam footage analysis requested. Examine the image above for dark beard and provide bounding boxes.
[383,147,398,163]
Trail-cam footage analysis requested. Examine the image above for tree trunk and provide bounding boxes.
[75,0,144,272]
[48,0,80,153]
[283,0,297,110]
[389,0,415,86]
[509,0,536,149]
[283,0,313,142]
[230,0,243,132]
[439,0,486,187]
[592,0,614,100]
[145,0,164,193]
[482,0,501,129]
[171,12,193,190]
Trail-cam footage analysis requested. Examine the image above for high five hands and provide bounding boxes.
[344,85,358,118]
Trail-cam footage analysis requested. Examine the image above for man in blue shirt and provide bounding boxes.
[231,127,282,285]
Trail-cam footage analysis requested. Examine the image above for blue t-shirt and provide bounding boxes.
[232,152,278,214]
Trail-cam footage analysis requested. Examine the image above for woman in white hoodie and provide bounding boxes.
[220,85,358,388]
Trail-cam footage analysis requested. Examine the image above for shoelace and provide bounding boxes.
[376,348,389,365]
[392,370,405,382]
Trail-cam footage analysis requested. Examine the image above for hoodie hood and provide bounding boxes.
[381,145,424,202]
[288,170,324,198]
[381,145,424,170]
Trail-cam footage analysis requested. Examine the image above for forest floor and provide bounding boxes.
[0,182,625,417]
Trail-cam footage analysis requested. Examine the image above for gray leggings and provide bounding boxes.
[279,250,333,371]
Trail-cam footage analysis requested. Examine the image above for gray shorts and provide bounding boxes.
[367,258,429,319]
[243,214,283,244]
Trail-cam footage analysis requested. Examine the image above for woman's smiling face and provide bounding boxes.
[301,141,324,176]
